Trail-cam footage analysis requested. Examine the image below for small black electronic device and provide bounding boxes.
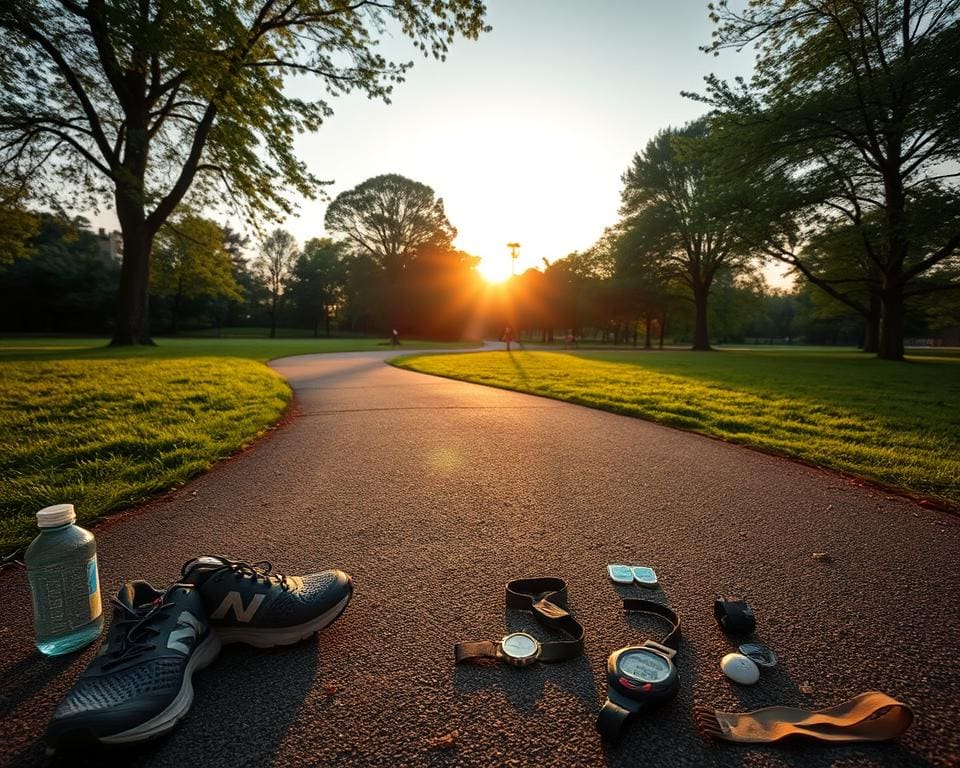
[597,600,681,742]
[714,596,756,634]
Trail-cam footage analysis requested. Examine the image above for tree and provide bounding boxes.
[151,213,242,333]
[251,228,299,338]
[325,173,457,329]
[0,213,118,332]
[402,243,481,338]
[287,237,346,337]
[325,174,457,279]
[0,185,38,265]
[701,0,960,360]
[0,1,488,346]
[620,120,752,350]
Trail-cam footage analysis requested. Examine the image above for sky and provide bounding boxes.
[98,0,772,283]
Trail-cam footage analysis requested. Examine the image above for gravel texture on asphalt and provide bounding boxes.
[1,347,958,768]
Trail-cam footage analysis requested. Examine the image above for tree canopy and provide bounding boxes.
[619,120,752,350]
[698,0,960,359]
[324,173,457,281]
[0,0,488,344]
[151,213,242,332]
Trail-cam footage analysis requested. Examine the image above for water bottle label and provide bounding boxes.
[88,555,102,619]
[28,555,103,638]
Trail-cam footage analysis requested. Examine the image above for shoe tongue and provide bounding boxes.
[115,581,139,610]
[181,555,230,583]
[114,580,164,614]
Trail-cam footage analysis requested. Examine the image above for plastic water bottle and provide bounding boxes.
[25,504,104,655]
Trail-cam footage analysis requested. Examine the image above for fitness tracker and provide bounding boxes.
[454,578,584,666]
[714,596,756,634]
[597,600,681,742]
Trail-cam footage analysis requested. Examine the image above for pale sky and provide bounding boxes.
[289,0,756,281]
[98,1,777,283]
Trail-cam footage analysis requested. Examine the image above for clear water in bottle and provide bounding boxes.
[25,504,104,655]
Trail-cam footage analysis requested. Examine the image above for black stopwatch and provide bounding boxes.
[597,600,681,742]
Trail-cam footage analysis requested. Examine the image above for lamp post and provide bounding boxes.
[507,242,521,277]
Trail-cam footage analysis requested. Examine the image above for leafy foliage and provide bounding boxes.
[0,185,38,265]
[698,0,960,359]
[286,237,347,336]
[619,120,754,349]
[251,228,299,338]
[325,174,458,279]
[151,213,242,331]
[0,214,118,332]
[0,0,488,343]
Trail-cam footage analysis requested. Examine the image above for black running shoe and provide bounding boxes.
[179,556,353,648]
[46,581,220,748]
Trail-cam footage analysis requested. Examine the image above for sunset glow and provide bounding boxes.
[475,253,514,283]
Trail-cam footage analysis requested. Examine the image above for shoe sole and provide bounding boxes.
[214,590,352,648]
[98,630,222,745]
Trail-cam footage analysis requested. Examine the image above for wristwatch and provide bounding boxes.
[454,578,584,666]
[597,600,681,742]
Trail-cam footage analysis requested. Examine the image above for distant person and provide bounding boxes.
[565,329,575,349]
[503,325,514,352]
[391,328,400,347]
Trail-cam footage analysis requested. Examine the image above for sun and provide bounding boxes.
[476,255,513,284]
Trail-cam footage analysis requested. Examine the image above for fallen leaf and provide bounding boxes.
[812,552,832,562]
[429,730,459,750]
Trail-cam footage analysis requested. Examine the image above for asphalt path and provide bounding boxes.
[1,346,958,768]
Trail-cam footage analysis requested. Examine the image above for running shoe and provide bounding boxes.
[179,556,353,648]
[46,581,220,747]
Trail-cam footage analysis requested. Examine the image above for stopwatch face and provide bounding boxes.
[618,649,672,683]
[501,632,539,659]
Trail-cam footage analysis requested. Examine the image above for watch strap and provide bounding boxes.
[621,598,681,649]
[596,696,639,741]
[454,641,499,663]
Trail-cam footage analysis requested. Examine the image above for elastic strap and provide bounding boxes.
[694,691,914,744]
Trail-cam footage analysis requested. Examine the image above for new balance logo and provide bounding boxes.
[212,592,265,623]
[167,611,203,655]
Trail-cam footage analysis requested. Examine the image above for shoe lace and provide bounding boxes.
[224,558,290,591]
[101,592,174,671]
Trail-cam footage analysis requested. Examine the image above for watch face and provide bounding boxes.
[501,632,539,660]
[618,649,671,683]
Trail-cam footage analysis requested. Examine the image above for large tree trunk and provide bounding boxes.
[111,218,155,346]
[691,284,711,351]
[878,276,905,361]
[111,115,155,346]
[861,293,880,353]
[877,151,907,361]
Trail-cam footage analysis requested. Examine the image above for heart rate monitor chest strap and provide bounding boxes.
[454,578,585,665]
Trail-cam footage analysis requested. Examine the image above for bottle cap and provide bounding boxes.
[37,504,77,528]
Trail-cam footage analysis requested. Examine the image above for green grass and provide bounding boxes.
[393,348,960,507]
[0,336,476,554]
[0,335,473,363]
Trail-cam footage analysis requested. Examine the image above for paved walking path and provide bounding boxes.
[2,348,958,767]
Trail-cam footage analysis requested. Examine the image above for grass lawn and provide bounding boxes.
[0,336,474,554]
[392,348,960,508]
